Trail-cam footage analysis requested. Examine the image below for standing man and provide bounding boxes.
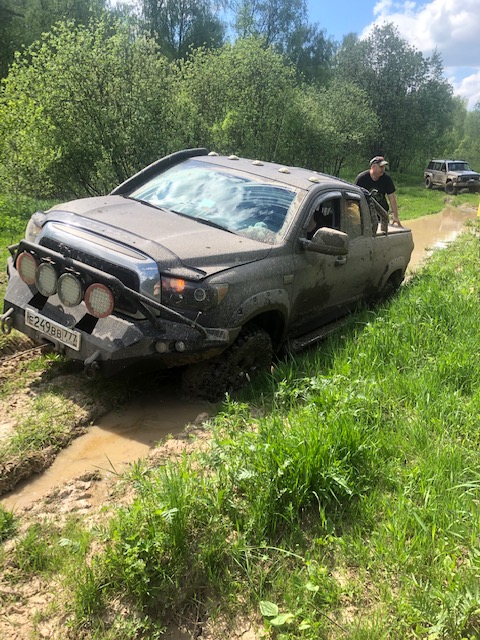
[355,156,402,226]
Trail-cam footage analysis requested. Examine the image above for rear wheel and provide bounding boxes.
[182,325,273,401]
[377,272,403,302]
[425,176,433,189]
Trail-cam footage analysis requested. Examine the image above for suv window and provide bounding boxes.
[448,162,470,171]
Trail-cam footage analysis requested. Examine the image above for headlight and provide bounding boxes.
[161,277,228,311]
[85,283,115,318]
[25,211,47,243]
[57,272,84,307]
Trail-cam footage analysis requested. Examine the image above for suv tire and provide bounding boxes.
[445,182,457,195]
[425,176,433,189]
[182,325,273,401]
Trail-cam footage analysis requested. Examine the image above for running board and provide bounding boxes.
[287,318,348,352]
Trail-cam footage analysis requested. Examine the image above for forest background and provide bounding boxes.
[1,0,480,202]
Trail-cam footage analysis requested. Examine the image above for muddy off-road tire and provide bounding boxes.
[182,325,273,401]
[425,176,433,189]
[377,272,403,302]
[445,182,457,195]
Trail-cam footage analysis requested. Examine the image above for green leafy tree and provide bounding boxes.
[0,0,107,78]
[177,38,298,160]
[336,24,455,171]
[0,19,181,196]
[230,0,336,86]
[278,79,378,175]
[141,0,226,58]
[0,0,25,77]
[231,0,305,48]
[454,101,480,168]
[287,23,336,86]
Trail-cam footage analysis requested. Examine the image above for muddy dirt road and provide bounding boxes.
[1,205,477,512]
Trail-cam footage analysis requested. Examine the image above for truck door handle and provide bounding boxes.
[335,256,347,266]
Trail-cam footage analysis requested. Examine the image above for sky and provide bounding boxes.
[306,0,480,110]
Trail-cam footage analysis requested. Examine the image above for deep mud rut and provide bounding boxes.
[0,203,477,640]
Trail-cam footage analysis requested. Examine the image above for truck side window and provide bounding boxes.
[344,199,362,239]
[306,198,340,239]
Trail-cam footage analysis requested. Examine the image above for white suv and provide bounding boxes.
[424,159,480,195]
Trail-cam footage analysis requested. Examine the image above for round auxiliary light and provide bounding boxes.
[57,272,83,307]
[84,283,115,318]
[35,262,58,297]
[16,251,38,285]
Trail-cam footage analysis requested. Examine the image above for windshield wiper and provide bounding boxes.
[194,217,234,233]
[123,196,163,211]
[123,197,234,233]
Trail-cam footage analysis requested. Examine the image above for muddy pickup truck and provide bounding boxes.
[2,149,413,400]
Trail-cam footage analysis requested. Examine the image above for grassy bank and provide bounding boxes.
[1,220,479,638]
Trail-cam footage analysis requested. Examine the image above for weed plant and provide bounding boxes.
[63,224,480,638]
[0,505,16,541]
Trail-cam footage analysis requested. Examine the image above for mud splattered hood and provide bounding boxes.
[44,195,271,276]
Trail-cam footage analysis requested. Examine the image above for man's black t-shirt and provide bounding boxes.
[354,170,395,211]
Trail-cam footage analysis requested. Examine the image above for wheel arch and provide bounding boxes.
[228,289,289,349]
[243,310,286,351]
[378,257,407,293]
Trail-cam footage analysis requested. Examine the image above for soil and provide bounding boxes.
[0,344,260,639]
[0,204,477,639]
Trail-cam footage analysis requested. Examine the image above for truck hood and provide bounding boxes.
[45,195,271,276]
[449,170,480,178]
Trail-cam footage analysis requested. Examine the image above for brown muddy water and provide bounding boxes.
[1,205,477,510]
[406,204,477,272]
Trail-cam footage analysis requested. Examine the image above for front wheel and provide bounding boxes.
[425,176,433,189]
[182,325,273,401]
[445,182,457,195]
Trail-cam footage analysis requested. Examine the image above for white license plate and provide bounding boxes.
[25,308,81,351]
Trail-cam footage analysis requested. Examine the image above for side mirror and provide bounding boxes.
[301,227,349,256]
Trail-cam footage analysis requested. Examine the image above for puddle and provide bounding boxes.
[1,390,210,511]
[406,205,477,272]
[0,205,477,511]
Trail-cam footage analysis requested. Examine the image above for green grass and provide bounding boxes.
[57,222,480,639]
[1,189,480,638]
[0,506,16,542]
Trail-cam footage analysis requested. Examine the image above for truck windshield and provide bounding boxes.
[448,162,471,171]
[128,159,298,244]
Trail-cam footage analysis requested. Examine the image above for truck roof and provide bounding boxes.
[196,152,357,193]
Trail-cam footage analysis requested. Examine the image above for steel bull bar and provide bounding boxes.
[10,240,210,338]
[0,307,13,335]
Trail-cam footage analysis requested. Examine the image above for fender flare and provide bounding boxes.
[379,256,407,290]
[228,288,289,329]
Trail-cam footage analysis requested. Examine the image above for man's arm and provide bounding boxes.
[387,192,402,226]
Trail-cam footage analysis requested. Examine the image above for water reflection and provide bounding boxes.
[406,205,477,273]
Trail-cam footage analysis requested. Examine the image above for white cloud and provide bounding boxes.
[364,0,480,109]
[448,69,480,109]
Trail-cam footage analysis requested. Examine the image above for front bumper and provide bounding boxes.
[2,259,239,375]
[454,177,480,189]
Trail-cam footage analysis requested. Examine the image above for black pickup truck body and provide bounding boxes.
[2,149,414,399]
